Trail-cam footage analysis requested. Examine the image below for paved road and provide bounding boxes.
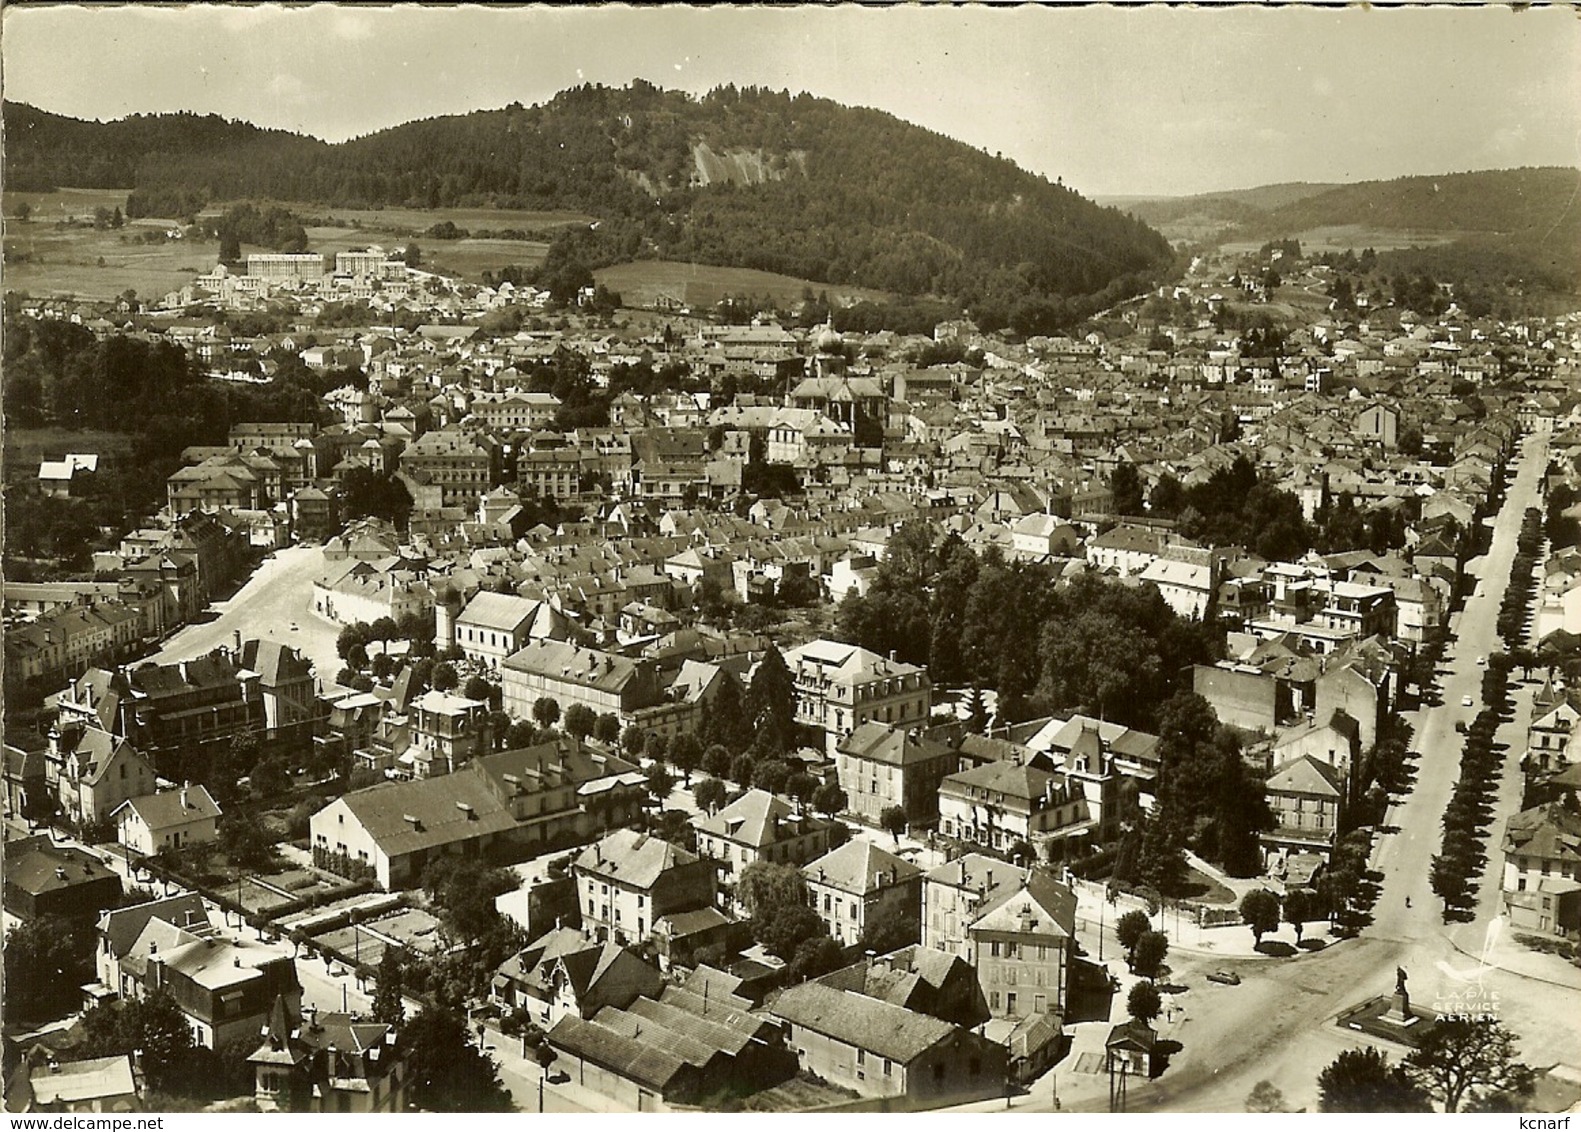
[149,544,340,680]
[1371,433,1544,938]
[951,434,1581,1114]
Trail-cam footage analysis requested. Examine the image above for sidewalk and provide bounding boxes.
[1070,877,1339,961]
[1445,919,1581,990]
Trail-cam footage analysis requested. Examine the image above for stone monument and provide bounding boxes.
[1382,965,1416,1025]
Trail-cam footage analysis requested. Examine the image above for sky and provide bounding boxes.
[3,4,1579,199]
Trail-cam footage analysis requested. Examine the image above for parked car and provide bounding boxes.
[1455,720,1468,734]
[1207,970,1241,986]
[1462,694,1475,707]
[1477,656,1487,668]
[546,1070,570,1085]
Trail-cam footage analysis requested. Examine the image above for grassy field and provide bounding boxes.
[1219,224,1460,255]
[595,259,891,311]
[422,236,549,278]
[3,428,140,482]
[3,186,132,223]
[5,220,216,301]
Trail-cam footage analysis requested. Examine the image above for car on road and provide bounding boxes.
[1462,694,1475,707]
[546,1070,570,1085]
[1477,656,1487,667]
[1207,970,1240,986]
[290,622,299,631]
[1456,720,1468,734]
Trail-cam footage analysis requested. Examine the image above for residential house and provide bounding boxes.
[2,835,122,924]
[573,829,717,947]
[4,1054,142,1113]
[501,641,665,731]
[1262,754,1347,866]
[938,754,1101,856]
[113,784,222,858]
[448,590,574,670]
[405,689,492,777]
[492,926,664,1030]
[835,721,957,824]
[920,852,1018,958]
[1139,547,1219,621]
[965,872,1076,1020]
[803,839,923,948]
[814,946,990,1030]
[1528,699,1581,774]
[1501,801,1581,897]
[237,639,318,730]
[1085,525,1166,577]
[44,723,157,828]
[784,639,932,755]
[691,789,835,890]
[1269,709,1361,782]
[311,739,646,889]
[4,743,49,822]
[92,894,213,1005]
[249,997,406,1114]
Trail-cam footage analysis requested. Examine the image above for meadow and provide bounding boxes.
[1219,224,1459,255]
[594,259,891,311]
[4,219,214,302]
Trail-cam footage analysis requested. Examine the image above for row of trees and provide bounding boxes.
[1432,569,1535,918]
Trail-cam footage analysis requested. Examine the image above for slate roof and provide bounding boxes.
[838,721,955,768]
[943,758,1058,802]
[1265,754,1347,799]
[4,837,120,898]
[329,770,518,858]
[238,638,313,687]
[503,639,649,694]
[98,894,211,961]
[23,1055,136,1107]
[1502,801,1581,866]
[575,828,701,889]
[816,945,969,1014]
[691,789,830,847]
[114,785,222,830]
[971,874,1077,939]
[769,982,955,1063]
[547,1014,691,1092]
[803,838,921,895]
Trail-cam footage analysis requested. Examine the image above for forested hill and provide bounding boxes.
[1258,168,1581,239]
[3,84,1173,328]
[4,103,326,197]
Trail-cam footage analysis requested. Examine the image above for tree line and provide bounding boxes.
[4,85,1173,334]
[836,524,1222,728]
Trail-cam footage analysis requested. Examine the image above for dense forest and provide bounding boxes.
[4,84,1173,330]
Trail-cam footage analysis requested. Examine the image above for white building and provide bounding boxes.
[113,785,222,858]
